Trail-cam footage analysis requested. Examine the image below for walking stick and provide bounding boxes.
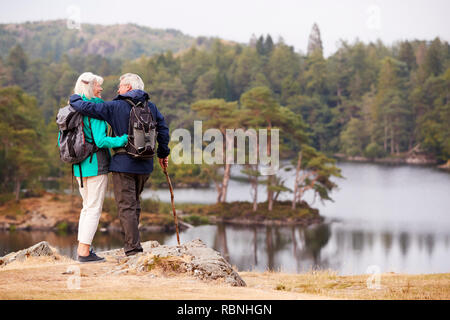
[163,167,181,245]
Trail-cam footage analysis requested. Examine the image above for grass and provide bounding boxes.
[55,221,68,234]
[182,214,210,226]
[141,197,162,213]
[144,255,187,274]
[0,201,26,217]
[0,193,15,206]
[241,270,450,300]
[1,257,448,300]
[183,214,210,225]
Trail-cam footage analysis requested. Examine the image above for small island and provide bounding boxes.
[0,191,324,233]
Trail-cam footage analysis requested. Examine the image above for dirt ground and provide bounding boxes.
[0,256,330,300]
[0,255,449,300]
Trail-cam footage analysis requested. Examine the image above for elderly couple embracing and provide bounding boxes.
[65,72,170,263]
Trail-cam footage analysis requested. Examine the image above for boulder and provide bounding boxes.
[0,241,56,267]
[102,239,246,287]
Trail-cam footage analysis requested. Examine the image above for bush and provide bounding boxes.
[183,214,210,226]
[56,221,68,233]
[364,142,386,159]
[347,146,362,157]
[141,196,161,213]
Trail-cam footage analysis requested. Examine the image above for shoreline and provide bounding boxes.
[0,193,324,233]
[333,153,446,168]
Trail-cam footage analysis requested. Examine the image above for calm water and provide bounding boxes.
[1,162,449,275]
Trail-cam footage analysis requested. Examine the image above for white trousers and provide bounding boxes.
[76,174,108,245]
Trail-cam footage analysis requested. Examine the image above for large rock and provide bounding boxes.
[0,241,56,267]
[101,239,246,287]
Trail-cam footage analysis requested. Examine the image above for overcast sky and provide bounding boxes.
[1,0,449,56]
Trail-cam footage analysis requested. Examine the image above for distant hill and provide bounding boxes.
[0,20,219,60]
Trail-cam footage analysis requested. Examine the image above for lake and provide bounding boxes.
[1,162,449,275]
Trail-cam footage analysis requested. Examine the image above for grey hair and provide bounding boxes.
[74,72,103,99]
[119,73,144,90]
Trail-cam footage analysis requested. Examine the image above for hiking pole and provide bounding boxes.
[163,167,181,245]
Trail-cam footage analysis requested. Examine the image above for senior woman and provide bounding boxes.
[69,72,128,263]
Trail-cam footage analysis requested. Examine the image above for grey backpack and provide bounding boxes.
[56,105,97,186]
[112,98,157,159]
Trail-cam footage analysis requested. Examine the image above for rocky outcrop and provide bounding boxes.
[405,144,438,165]
[437,160,450,171]
[1,239,246,287]
[100,239,246,287]
[0,241,57,266]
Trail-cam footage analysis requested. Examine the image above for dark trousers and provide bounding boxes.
[112,172,149,254]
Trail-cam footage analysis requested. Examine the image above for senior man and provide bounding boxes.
[69,73,170,256]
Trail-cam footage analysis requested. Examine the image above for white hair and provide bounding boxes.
[119,73,144,90]
[74,72,104,99]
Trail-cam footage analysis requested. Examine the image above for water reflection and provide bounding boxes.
[1,221,449,275]
[165,221,449,275]
[0,230,171,259]
[399,232,410,256]
[214,223,230,261]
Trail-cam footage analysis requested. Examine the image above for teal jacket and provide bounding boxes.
[60,95,128,178]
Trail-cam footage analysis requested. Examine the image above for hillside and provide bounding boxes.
[0,20,218,60]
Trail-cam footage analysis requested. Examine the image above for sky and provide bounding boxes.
[0,0,449,56]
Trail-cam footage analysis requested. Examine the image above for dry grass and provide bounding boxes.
[241,270,450,300]
[0,255,448,300]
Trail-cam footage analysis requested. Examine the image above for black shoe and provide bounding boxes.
[78,249,106,263]
[125,248,143,257]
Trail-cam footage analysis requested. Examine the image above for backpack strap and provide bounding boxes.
[79,164,84,188]
[113,147,127,155]
[125,98,138,108]
[73,163,84,188]
[87,117,98,164]
[108,125,115,137]
[125,98,150,112]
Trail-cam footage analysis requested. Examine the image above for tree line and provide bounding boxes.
[0,23,448,211]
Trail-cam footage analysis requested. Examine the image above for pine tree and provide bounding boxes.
[398,40,417,71]
[191,99,240,203]
[0,87,48,201]
[256,35,265,56]
[424,37,444,77]
[6,44,28,87]
[373,58,412,154]
[240,86,306,211]
[307,23,323,56]
[264,35,274,56]
[291,144,342,210]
